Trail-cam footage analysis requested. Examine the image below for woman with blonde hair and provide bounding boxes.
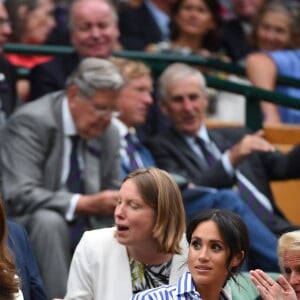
[132,208,249,300]
[64,167,187,300]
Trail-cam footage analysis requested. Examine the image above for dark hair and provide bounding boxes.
[5,0,42,42]
[169,0,222,51]
[0,201,20,300]
[186,209,249,282]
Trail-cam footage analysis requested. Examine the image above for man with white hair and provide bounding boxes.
[0,57,124,298]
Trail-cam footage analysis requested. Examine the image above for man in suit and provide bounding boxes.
[7,220,47,300]
[118,0,175,50]
[111,57,281,272]
[221,0,266,61]
[0,57,124,298]
[29,0,120,100]
[146,62,300,237]
[0,1,17,123]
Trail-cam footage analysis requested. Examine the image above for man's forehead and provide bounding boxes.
[72,0,114,18]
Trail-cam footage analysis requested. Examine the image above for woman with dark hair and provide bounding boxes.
[146,0,225,58]
[131,208,249,300]
[0,201,22,300]
[4,0,56,100]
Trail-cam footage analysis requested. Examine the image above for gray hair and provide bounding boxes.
[66,57,124,99]
[68,0,118,29]
[158,63,207,103]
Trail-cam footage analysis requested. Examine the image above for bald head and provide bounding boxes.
[69,0,119,58]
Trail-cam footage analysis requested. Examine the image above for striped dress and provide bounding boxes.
[131,271,231,300]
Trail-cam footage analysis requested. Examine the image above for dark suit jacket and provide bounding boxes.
[29,52,80,101]
[7,220,47,300]
[118,2,164,50]
[0,56,17,117]
[146,126,300,233]
[220,19,254,62]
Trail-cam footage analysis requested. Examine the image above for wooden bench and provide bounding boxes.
[205,120,300,225]
[264,123,300,225]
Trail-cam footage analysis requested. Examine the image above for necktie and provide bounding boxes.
[237,177,275,224]
[67,135,85,194]
[125,132,140,171]
[195,136,275,224]
[67,135,86,250]
[195,137,216,166]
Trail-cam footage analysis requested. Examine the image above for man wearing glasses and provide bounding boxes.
[0,57,124,299]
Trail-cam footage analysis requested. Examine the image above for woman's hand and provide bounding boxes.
[250,269,297,300]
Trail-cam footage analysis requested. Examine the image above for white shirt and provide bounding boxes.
[61,97,82,221]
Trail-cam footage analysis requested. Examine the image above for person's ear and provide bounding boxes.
[67,85,79,107]
[230,251,245,268]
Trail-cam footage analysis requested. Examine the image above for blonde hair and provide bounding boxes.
[0,201,20,300]
[277,230,300,272]
[110,57,151,84]
[123,167,186,254]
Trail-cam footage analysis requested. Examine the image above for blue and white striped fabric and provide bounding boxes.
[131,271,230,300]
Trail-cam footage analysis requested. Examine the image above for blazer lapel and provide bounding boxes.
[44,94,65,190]
[208,129,233,153]
[169,127,208,170]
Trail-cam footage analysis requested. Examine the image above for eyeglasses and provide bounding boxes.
[76,93,121,117]
[90,106,120,118]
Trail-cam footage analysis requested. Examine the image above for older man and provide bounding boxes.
[0,57,124,298]
[146,63,300,236]
[29,0,119,100]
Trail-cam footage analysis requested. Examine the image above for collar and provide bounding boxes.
[62,96,77,136]
[184,124,210,144]
[175,272,199,296]
[112,117,128,138]
[175,272,231,299]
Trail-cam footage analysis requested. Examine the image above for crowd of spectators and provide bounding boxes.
[0,0,300,299]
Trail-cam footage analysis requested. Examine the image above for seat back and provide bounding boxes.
[263,123,300,225]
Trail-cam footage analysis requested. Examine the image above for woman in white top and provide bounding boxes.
[64,167,188,300]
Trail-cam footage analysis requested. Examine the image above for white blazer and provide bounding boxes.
[64,227,188,300]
